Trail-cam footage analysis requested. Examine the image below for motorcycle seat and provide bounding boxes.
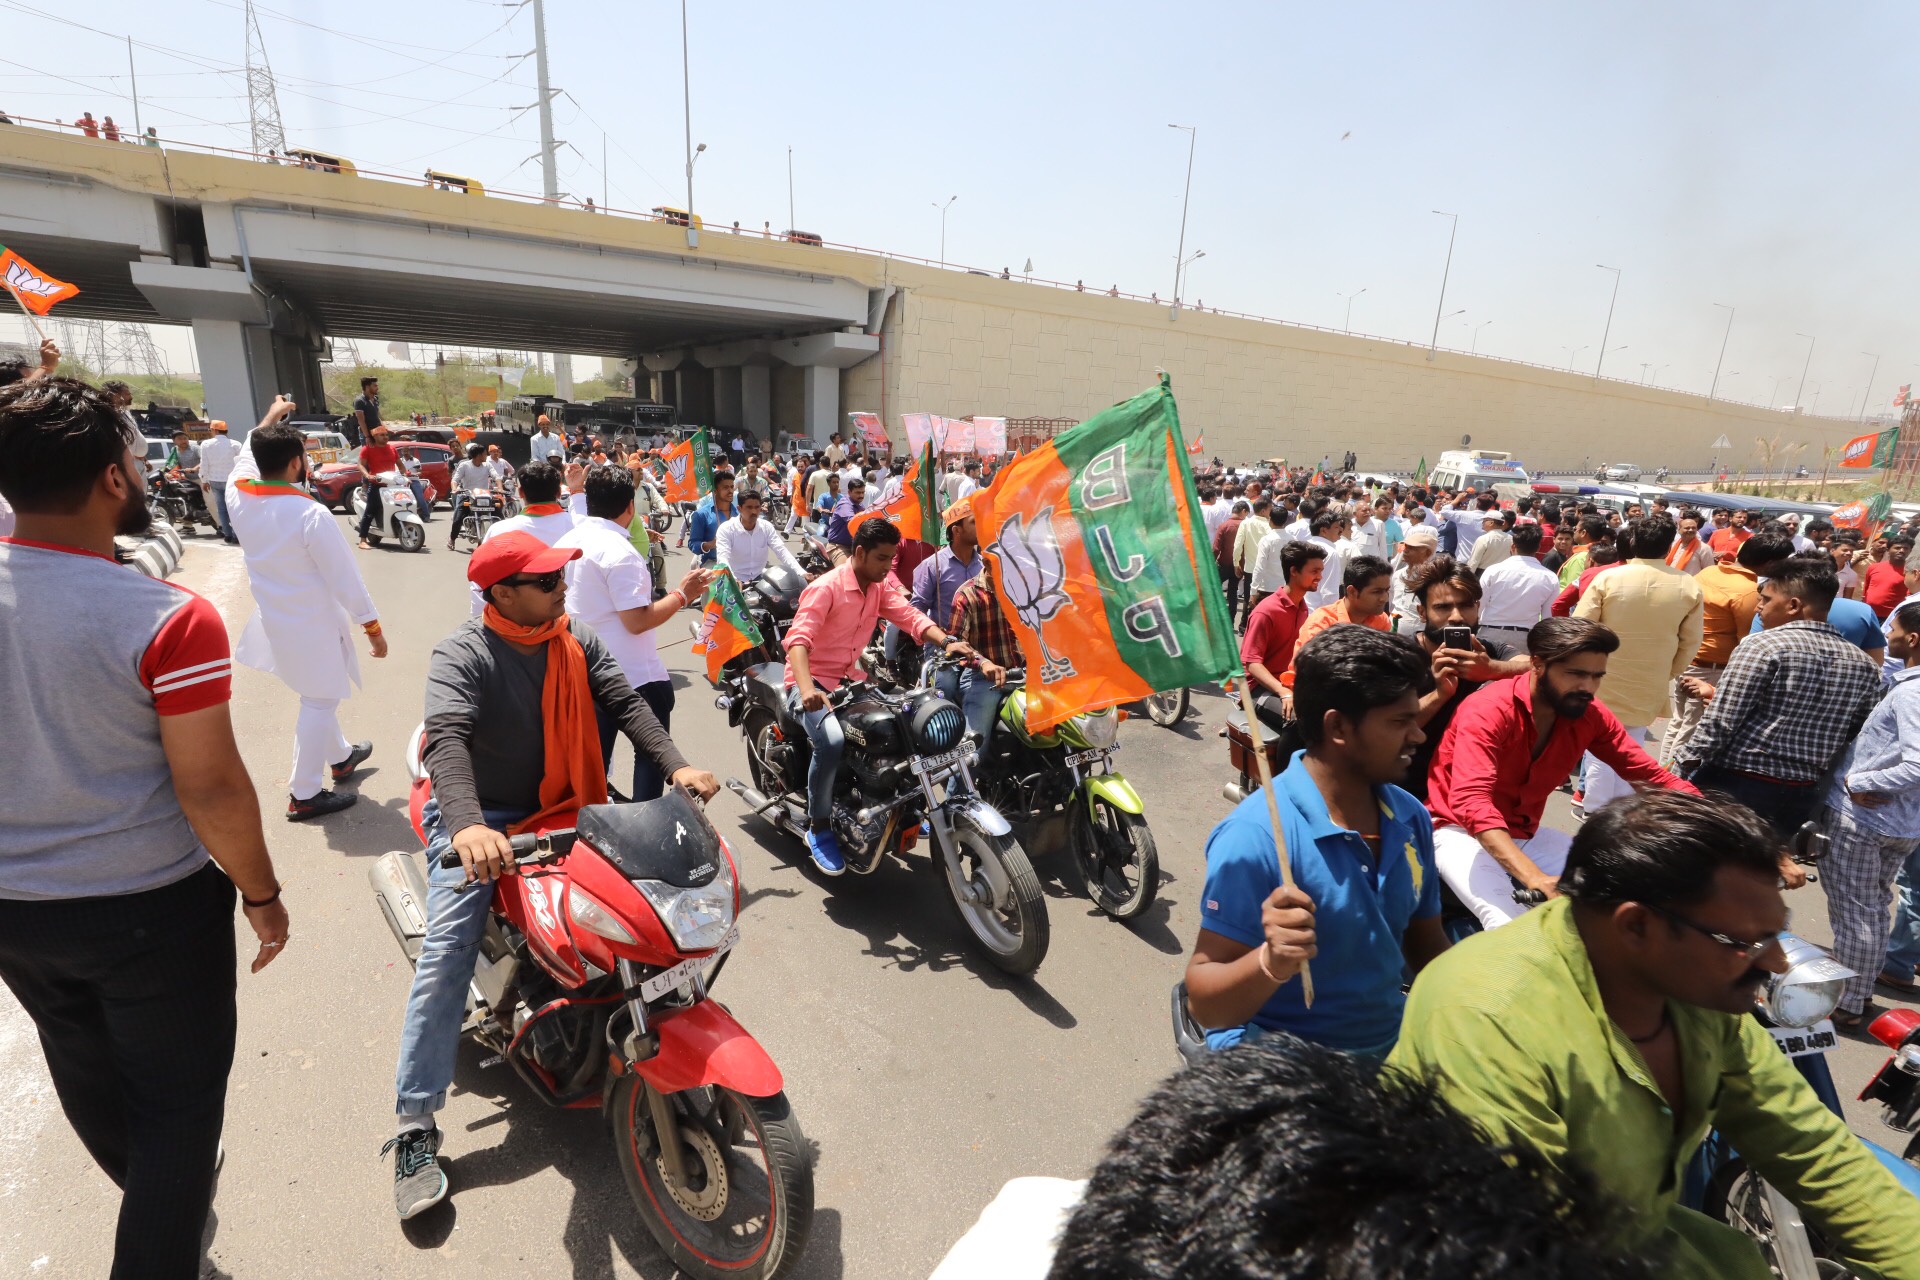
[575,790,723,889]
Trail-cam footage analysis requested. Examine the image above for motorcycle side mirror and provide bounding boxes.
[1788,821,1828,864]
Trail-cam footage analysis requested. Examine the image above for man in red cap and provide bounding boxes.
[384,530,718,1221]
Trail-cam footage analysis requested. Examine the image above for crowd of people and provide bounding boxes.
[6,349,1920,1277]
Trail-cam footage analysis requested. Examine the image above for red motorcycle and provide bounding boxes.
[369,732,813,1279]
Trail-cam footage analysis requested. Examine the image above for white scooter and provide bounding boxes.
[351,470,428,552]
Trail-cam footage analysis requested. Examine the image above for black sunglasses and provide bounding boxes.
[1642,903,1780,961]
[498,570,565,593]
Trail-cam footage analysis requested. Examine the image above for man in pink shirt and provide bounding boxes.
[785,519,1001,874]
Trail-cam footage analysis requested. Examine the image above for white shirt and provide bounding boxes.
[1305,535,1345,609]
[453,460,493,492]
[1202,499,1233,543]
[1247,527,1295,594]
[1347,517,1389,561]
[486,457,512,486]
[198,433,242,483]
[557,516,667,688]
[530,432,565,463]
[1478,554,1561,629]
[716,515,802,584]
[470,506,579,614]
[878,472,905,505]
[928,1177,1086,1280]
[1283,517,1311,543]
[1791,534,1816,554]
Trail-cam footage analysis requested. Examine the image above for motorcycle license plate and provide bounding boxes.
[913,747,970,776]
[638,927,739,1002]
[1769,1021,1837,1058]
[1064,748,1111,769]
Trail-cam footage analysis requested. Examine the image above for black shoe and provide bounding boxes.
[381,1127,448,1220]
[331,741,374,783]
[287,789,357,821]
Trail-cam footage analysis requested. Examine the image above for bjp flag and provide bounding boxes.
[0,246,79,315]
[1831,492,1893,538]
[692,569,764,684]
[848,439,945,547]
[1838,426,1900,470]
[662,427,713,503]
[967,375,1235,734]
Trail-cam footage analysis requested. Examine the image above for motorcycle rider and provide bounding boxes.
[386,531,718,1220]
[1392,790,1920,1280]
[445,443,494,550]
[784,518,1000,875]
[355,424,401,550]
[716,487,805,585]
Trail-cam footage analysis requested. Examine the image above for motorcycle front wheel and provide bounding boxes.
[1068,796,1160,921]
[933,811,1049,974]
[398,521,427,553]
[1145,686,1189,727]
[610,1078,814,1280]
[1701,1159,1852,1278]
[650,510,674,534]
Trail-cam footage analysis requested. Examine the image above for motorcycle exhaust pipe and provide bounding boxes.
[1222,781,1249,805]
[367,851,431,962]
[725,778,790,819]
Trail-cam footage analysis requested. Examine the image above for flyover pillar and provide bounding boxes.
[741,367,771,439]
[133,262,325,434]
[771,331,879,447]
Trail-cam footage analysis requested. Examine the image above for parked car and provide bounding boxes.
[299,428,352,466]
[311,441,454,512]
[1599,461,1643,482]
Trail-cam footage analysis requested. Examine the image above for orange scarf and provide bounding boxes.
[524,502,566,516]
[233,478,314,499]
[481,606,607,833]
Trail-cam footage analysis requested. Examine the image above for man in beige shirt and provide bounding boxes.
[1231,497,1275,629]
[1574,513,1704,810]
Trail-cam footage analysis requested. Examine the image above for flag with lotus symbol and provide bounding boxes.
[848,439,945,547]
[662,427,712,503]
[0,246,79,316]
[968,375,1236,734]
[1839,426,1900,470]
[1831,492,1894,538]
[692,568,764,684]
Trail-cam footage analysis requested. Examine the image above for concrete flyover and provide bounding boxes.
[0,124,1862,468]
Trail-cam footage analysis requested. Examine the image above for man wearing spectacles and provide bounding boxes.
[384,531,719,1221]
[1391,790,1920,1280]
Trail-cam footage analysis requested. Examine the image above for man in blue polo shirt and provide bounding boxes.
[1184,625,1450,1056]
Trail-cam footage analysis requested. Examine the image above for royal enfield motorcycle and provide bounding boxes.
[150,469,219,536]
[719,664,1049,974]
[449,489,501,553]
[350,470,428,552]
[921,657,1160,922]
[369,733,812,1279]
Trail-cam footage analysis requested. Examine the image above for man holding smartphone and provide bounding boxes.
[1397,556,1531,802]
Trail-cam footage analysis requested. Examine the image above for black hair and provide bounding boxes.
[467,442,486,462]
[249,422,306,476]
[1342,553,1392,593]
[101,379,131,398]
[1891,534,1915,549]
[1561,790,1782,908]
[1407,553,1481,604]
[582,462,636,520]
[1528,616,1620,666]
[360,375,378,389]
[1805,518,1833,535]
[1291,627,1433,747]
[852,515,902,552]
[1510,523,1543,555]
[0,357,32,388]
[1252,497,1273,515]
[1736,530,1795,571]
[1309,509,1342,537]
[1893,601,1920,634]
[1766,552,1839,613]
[1628,513,1676,560]
[518,459,562,503]
[713,469,735,488]
[1588,543,1621,566]
[0,376,137,513]
[1579,515,1612,544]
[1050,1034,1655,1280]
[739,488,764,505]
[1280,540,1327,579]
[1475,494,1496,510]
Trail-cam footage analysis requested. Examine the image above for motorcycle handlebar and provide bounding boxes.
[436,828,576,869]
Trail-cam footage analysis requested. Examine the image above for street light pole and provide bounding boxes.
[1341,287,1366,333]
[1562,345,1589,371]
[931,196,957,265]
[1594,264,1621,379]
[1177,250,1206,302]
[679,0,697,246]
[1708,303,1734,401]
[1427,211,1458,361]
[1169,124,1197,309]
[787,146,795,233]
[1472,319,1492,353]
[1794,333,1816,412]
[1859,351,1881,421]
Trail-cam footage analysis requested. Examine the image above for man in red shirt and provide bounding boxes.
[1212,498,1249,614]
[1239,541,1326,723]
[1863,536,1912,620]
[1426,616,1695,928]
[1708,508,1754,563]
[355,424,402,549]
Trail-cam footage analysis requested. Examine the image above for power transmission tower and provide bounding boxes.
[244,0,288,157]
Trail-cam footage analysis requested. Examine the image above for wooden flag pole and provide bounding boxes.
[4,282,49,342]
[1232,674,1315,1007]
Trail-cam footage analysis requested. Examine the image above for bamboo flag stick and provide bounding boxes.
[1233,674,1314,1007]
[4,282,49,342]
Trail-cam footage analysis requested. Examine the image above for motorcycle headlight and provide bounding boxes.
[635,851,737,952]
[567,887,638,945]
[911,698,966,755]
[1757,933,1854,1029]
[1071,708,1119,751]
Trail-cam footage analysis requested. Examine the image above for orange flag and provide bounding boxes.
[0,246,80,316]
[662,427,712,503]
[848,439,945,547]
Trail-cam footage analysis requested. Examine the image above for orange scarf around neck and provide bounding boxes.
[482,605,607,833]
[524,502,566,516]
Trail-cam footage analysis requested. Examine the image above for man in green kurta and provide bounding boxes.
[1390,790,1920,1280]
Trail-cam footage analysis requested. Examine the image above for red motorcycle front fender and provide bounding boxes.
[632,999,784,1098]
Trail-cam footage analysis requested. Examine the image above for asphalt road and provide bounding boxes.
[3,515,1915,1279]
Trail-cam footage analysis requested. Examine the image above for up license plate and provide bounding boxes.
[1770,1020,1837,1058]
[1064,748,1112,769]
[638,926,738,1002]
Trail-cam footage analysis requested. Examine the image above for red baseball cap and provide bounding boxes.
[467,531,580,591]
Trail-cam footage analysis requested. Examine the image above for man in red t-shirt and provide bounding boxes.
[1239,541,1327,722]
[1863,536,1912,620]
[355,424,401,548]
[1708,509,1753,563]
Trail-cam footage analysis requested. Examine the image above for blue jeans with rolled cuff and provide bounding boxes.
[786,688,843,828]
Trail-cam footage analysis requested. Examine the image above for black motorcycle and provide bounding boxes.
[719,665,1049,975]
[795,532,833,576]
[150,471,218,536]
[725,561,809,670]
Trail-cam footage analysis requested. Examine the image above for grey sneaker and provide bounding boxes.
[381,1127,448,1220]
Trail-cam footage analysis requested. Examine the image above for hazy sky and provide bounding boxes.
[4,0,1915,416]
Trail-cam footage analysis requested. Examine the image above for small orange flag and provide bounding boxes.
[0,246,80,315]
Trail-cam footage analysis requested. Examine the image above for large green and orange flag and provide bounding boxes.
[847,438,946,547]
[662,427,713,503]
[1831,492,1894,539]
[692,569,764,684]
[969,376,1235,733]
[1838,426,1900,470]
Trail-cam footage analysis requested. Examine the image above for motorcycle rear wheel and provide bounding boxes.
[1145,687,1189,726]
[1068,798,1159,921]
[611,1078,813,1280]
[933,813,1049,974]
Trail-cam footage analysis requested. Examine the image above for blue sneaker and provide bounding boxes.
[806,828,846,876]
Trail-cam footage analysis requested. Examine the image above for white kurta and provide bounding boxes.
[228,449,378,700]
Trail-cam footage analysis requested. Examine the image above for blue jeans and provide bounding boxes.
[786,688,843,827]
[596,680,675,802]
[393,798,530,1117]
[206,481,233,539]
[1888,845,1920,976]
[943,666,1006,743]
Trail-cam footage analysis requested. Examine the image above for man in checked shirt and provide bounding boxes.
[1673,553,1882,877]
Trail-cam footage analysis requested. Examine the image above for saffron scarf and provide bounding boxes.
[481,605,607,833]
[524,502,566,516]
[233,478,314,499]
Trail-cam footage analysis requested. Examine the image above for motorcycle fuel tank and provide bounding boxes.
[839,696,905,755]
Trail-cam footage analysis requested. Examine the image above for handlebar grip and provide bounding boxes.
[438,849,463,869]
[509,833,540,856]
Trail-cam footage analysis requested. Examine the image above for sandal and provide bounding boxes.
[1876,968,1920,996]
[1832,1007,1872,1031]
